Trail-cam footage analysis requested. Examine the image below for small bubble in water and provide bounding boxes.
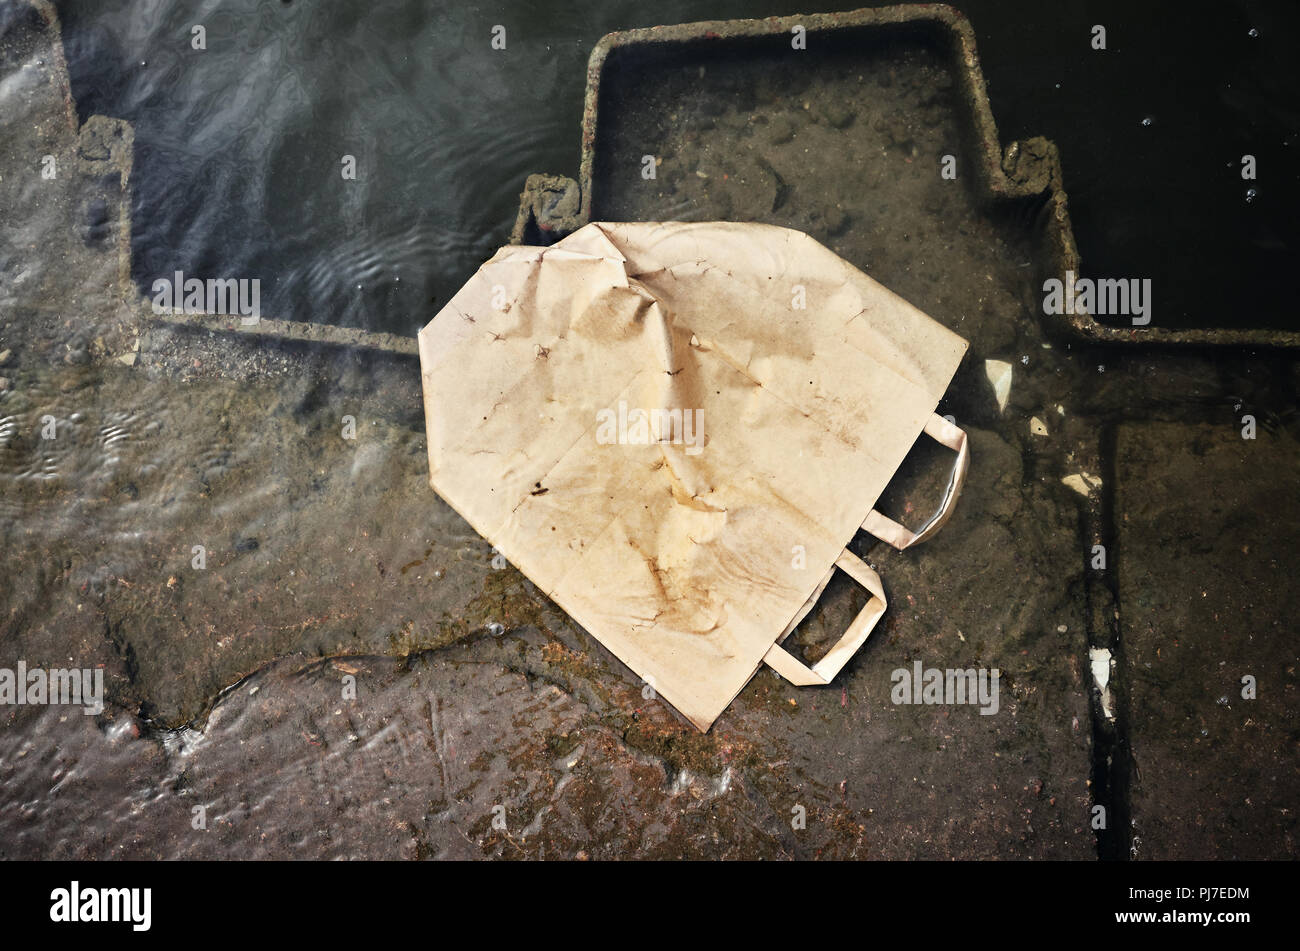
[1245,187,1257,203]
[1200,728,1209,737]
[488,622,505,636]
[1098,364,1106,373]
[1140,116,1153,127]
[1020,354,1029,366]
[1248,27,1259,38]
[140,60,147,67]
[1217,695,1229,705]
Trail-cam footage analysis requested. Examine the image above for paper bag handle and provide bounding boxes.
[862,413,969,551]
[763,550,887,686]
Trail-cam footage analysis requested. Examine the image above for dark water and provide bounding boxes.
[54,0,1298,335]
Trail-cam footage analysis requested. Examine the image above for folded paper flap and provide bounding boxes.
[418,221,969,731]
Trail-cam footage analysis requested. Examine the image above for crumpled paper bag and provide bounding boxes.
[419,221,968,731]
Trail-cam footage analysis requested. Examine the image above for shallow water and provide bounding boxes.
[53,0,1299,335]
[1,1,1296,861]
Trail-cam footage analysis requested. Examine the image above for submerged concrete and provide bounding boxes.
[1118,421,1299,859]
[1,2,1296,859]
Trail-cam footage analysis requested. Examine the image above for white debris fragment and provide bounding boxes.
[1062,471,1102,496]
[1030,416,1049,437]
[1090,647,1114,719]
[985,359,1012,413]
[1091,652,1111,692]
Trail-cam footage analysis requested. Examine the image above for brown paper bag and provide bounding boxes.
[418,221,969,731]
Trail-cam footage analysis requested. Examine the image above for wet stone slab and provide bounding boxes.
[0,360,552,728]
[1117,420,1300,860]
[0,648,792,860]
